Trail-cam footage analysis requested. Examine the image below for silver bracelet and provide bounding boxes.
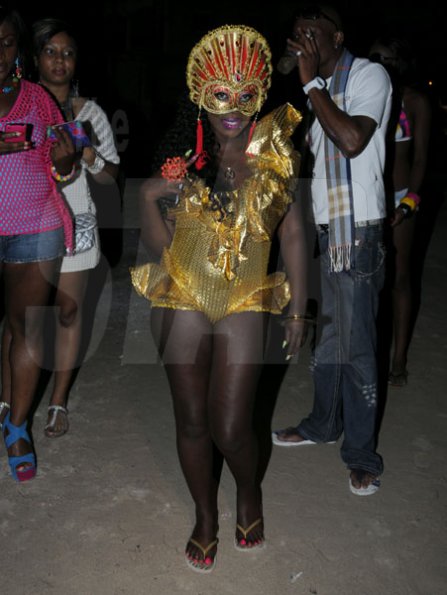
[82,152,105,175]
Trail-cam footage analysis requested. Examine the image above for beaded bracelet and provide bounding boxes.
[50,164,75,183]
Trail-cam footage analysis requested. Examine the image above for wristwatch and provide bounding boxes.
[81,151,105,175]
[303,76,326,95]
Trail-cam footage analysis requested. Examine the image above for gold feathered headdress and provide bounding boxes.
[186,25,272,117]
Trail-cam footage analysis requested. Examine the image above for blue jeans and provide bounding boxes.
[298,224,385,476]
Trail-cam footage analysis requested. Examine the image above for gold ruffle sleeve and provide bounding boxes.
[131,103,302,324]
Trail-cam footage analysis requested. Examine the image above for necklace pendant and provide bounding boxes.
[224,166,236,181]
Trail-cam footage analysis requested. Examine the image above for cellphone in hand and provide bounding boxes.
[4,122,33,143]
[47,120,91,150]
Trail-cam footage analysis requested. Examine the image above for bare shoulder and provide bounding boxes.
[404,87,431,116]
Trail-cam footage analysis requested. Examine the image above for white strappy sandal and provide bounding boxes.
[0,401,10,431]
[44,405,69,438]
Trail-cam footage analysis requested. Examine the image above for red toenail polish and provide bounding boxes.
[204,557,212,565]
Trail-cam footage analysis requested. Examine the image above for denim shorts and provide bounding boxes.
[0,228,65,263]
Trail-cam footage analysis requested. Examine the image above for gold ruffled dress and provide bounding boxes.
[131,103,302,324]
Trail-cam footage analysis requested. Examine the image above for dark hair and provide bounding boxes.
[296,3,344,32]
[370,35,417,86]
[151,90,218,184]
[32,17,78,57]
[0,5,29,65]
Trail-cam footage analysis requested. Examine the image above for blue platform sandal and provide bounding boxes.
[3,411,36,482]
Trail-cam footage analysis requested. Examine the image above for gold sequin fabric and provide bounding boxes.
[131,103,302,324]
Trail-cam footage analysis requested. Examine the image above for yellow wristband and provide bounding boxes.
[400,196,416,211]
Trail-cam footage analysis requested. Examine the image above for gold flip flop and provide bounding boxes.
[235,518,265,551]
[185,538,218,573]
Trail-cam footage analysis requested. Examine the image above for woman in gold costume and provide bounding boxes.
[131,25,307,572]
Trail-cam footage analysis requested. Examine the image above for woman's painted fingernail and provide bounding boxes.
[282,340,288,349]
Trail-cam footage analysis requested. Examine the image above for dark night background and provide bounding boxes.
[15,0,447,177]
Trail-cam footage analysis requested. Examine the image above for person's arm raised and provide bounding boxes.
[292,30,379,158]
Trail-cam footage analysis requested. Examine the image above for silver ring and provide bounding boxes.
[296,50,302,57]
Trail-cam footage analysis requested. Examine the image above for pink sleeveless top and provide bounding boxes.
[0,80,73,251]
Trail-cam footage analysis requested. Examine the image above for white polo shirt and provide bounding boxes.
[308,58,392,224]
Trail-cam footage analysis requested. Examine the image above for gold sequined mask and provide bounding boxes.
[202,82,261,116]
[186,25,272,117]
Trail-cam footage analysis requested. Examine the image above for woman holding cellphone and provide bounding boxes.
[31,17,120,438]
[0,7,75,481]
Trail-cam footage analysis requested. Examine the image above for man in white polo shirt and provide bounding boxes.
[272,4,392,496]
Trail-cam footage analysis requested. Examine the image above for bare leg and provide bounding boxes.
[151,308,267,562]
[390,217,416,384]
[210,312,267,547]
[150,308,219,567]
[3,260,60,466]
[0,316,12,427]
[46,270,89,436]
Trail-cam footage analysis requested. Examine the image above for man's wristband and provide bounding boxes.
[400,196,416,211]
[406,191,421,206]
[303,76,326,95]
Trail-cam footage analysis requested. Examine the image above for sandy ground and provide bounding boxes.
[1,178,446,595]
